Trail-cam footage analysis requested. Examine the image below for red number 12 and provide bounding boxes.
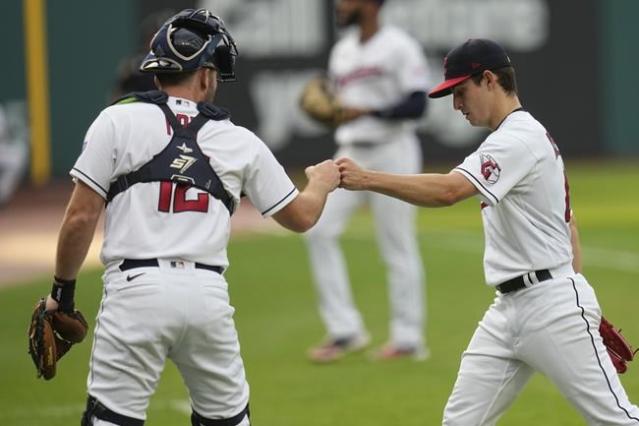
[158,182,209,213]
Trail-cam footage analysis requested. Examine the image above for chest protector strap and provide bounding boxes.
[106,91,235,214]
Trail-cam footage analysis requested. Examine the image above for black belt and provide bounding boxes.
[496,269,552,294]
[119,258,224,274]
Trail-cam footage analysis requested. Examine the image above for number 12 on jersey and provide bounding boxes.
[158,181,209,213]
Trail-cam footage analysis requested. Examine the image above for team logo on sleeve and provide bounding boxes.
[480,153,501,184]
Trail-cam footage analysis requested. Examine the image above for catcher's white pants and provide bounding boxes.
[443,271,639,425]
[87,260,250,423]
[305,134,425,347]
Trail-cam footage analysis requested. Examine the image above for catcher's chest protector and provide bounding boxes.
[106,90,235,214]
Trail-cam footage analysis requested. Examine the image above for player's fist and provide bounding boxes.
[336,157,368,190]
[305,160,340,193]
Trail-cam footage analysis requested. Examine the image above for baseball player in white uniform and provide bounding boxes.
[337,38,639,424]
[306,0,430,362]
[42,9,340,426]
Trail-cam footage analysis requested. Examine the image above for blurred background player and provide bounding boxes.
[0,106,28,206]
[111,9,176,100]
[304,0,431,362]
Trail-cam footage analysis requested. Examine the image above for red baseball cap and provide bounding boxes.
[429,39,512,98]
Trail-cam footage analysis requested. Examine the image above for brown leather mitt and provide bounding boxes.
[299,76,345,127]
[28,298,88,380]
[599,316,636,374]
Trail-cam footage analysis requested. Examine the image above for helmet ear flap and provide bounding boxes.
[212,44,236,82]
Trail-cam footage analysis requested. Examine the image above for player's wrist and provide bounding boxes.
[51,276,77,313]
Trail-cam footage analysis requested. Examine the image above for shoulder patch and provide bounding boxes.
[480,153,501,184]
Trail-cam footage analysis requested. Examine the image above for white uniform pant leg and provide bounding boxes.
[517,275,639,425]
[443,296,534,426]
[369,134,425,347]
[87,268,166,420]
[370,191,424,347]
[88,266,249,421]
[304,187,367,338]
[170,269,250,421]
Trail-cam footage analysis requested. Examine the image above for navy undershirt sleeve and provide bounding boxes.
[371,91,427,120]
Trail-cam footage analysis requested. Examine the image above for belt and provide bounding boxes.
[119,258,224,274]
[496,269,552,294]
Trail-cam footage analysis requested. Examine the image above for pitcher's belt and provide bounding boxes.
[496,269,552,294]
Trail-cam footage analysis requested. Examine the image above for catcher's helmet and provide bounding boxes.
[140,8,238,82]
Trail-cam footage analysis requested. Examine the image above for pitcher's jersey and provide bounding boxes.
[71,97,298,267]
[329,26,430,146]
[453,110,573,285]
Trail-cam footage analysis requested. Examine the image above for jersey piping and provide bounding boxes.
[261,187,297,215]
[454,166,499,204]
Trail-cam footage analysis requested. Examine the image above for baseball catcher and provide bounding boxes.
[600,316,636,374]
[28,277,88,380]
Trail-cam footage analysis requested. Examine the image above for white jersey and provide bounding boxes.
[71,96,298,267]
[329,26,430,146]
[454,110,573,285]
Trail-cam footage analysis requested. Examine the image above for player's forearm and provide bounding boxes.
[272,182,331,233]
[55,207,101,280]
[291,181,331,230]
[364,171,460,207]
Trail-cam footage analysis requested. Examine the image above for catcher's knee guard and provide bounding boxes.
[191,404,250,426]
[81,395,144,426]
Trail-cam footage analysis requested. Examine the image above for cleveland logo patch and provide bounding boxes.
[480,153,501,184]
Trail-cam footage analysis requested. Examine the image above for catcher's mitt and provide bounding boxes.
[28,298,88,380]
[299,76,344,127]
[599,316,636,374]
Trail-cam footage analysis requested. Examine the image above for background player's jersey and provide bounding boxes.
[454,111,573,285]
[329,26,430,146]
[71,97,298,267]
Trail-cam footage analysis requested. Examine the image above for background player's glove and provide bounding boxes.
[599,316,636,374]
[299,76,345,127]
[28,297,88,380]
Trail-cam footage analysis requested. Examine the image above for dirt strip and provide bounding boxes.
[0,181,278,288]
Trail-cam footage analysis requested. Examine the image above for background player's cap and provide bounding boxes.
[428,39,512,98]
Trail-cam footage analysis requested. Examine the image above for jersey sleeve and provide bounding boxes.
[243,137,298,217]
[69,110,116,199]
[453,134,537,206]
[395,36,430,93]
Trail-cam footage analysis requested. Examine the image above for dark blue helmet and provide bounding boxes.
[140,8,238,82]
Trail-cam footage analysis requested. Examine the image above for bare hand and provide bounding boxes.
[336,157,369,190]
[305,159,340,193]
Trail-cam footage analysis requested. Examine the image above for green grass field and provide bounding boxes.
[1,161,638,425]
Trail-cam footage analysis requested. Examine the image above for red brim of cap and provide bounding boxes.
[428,75,472,98]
